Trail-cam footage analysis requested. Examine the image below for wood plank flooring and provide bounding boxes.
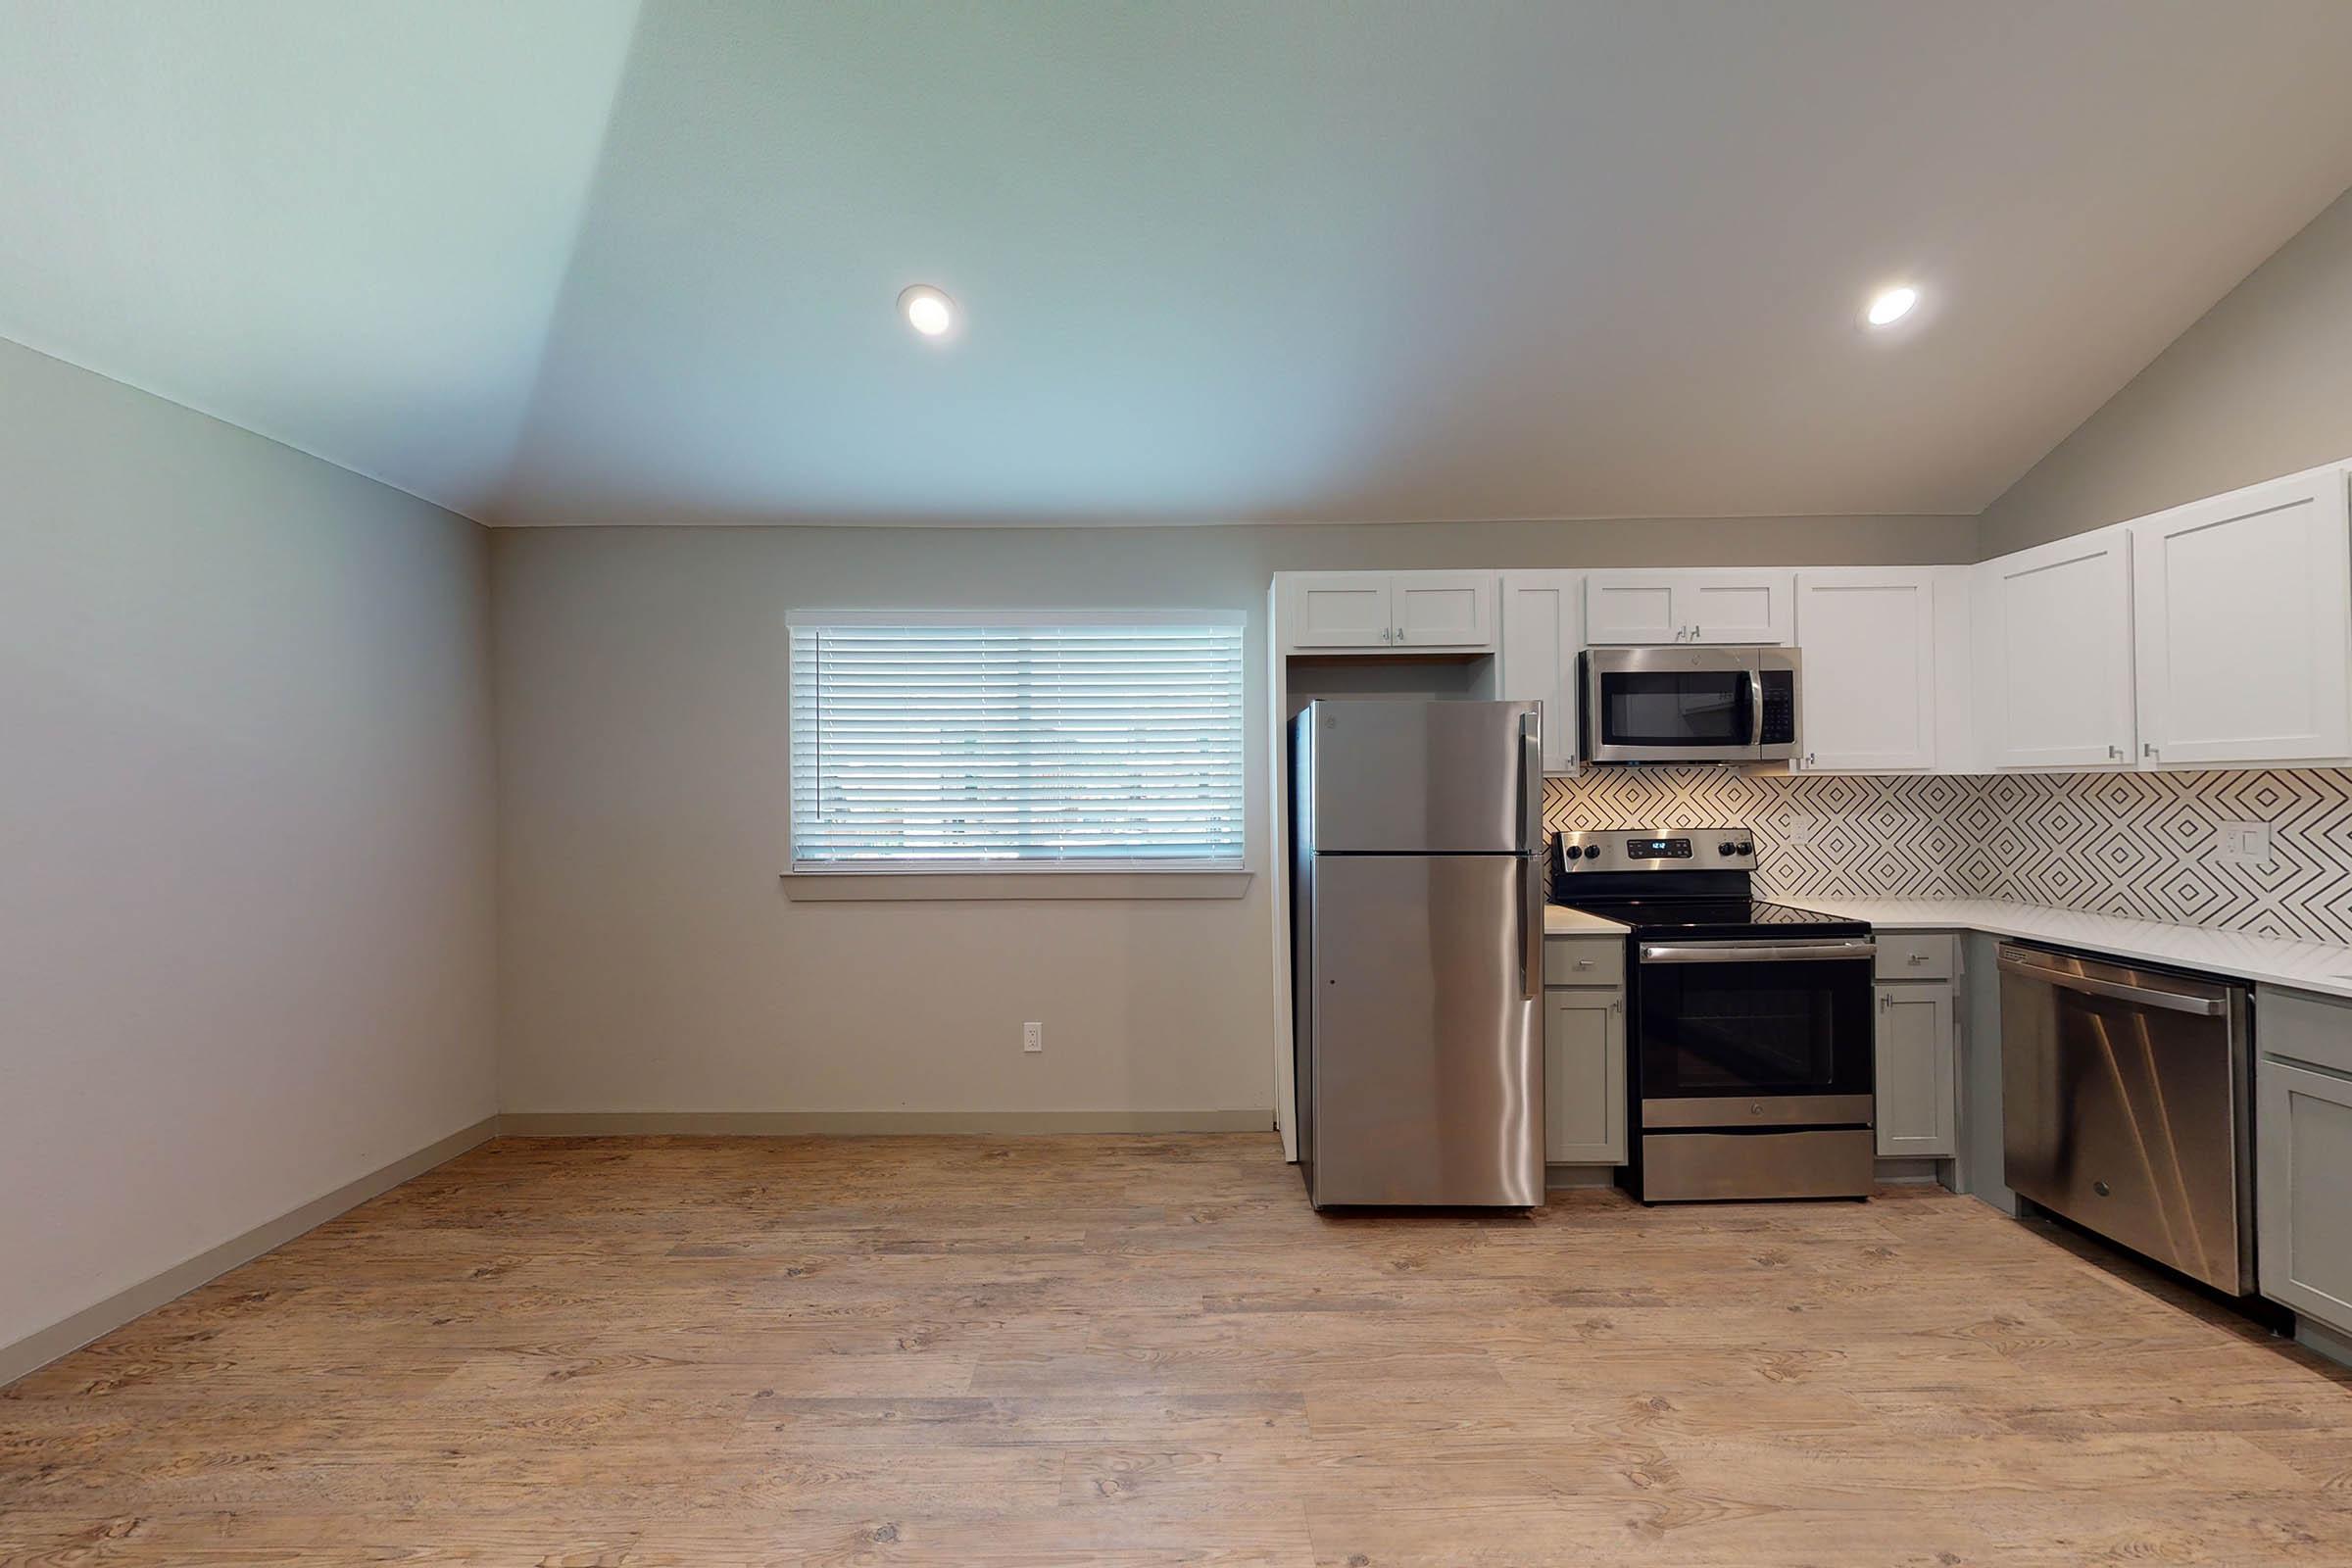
[4,1134,2348,1566]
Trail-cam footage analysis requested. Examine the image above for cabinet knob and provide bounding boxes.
[2142,742,2157,760]
[1907,953,1927,965]
[2108,744,2121,760]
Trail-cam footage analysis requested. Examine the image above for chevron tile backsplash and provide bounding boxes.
[1542,766,2352,946]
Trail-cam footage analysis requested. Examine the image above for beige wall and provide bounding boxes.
[491,515,1971,1119]
[0,340,498,1351]
[1979,185,2352,558]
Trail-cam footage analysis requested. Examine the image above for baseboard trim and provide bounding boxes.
[497,1109,1275,1136]
[2297,1318,2352,1370]
[0,1115,499,1390]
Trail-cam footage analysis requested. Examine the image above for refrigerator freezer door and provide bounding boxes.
[1308,852,1543,1205]
[1303,700,1539,854]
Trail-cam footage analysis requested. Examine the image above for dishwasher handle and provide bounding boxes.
[1995,949,2229,1016]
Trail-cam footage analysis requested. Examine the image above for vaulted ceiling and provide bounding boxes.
[7,2,2352,526]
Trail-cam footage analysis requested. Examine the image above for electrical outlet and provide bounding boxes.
[1787,812,1818,848]
[1022,1021,1043,1054]
[2216,821,2273,865]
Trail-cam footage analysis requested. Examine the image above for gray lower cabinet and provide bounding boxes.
[1543,986,1626,1164]
[2255,987,2352,1338]
[1874,982,1957,1157]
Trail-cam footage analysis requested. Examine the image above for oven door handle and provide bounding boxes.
[1640,939,1878,965]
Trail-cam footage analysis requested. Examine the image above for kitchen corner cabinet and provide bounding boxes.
[1281,571,1495,653]
[1792,567,1937,772]
[1584,569,1793,646]
[1497,570,1582,773]
[1544,936,1627,1165]
[2131,466,2352,768]
[1973,524,2135,769]
[2254,987,2352,1340]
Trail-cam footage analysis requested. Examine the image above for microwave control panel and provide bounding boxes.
[1759,668,1797,746]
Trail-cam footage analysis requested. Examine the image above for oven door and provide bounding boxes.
[1582,648,1761,762]
[1635,937,1876,1126]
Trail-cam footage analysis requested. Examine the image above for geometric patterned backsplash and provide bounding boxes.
[1543,766,2352,946]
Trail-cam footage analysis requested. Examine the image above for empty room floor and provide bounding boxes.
[3,1135,2348,1567]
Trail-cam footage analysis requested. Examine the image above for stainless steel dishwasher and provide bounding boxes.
[1997,943,2254,1295]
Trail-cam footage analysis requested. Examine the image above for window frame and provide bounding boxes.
[783,608,1250,895]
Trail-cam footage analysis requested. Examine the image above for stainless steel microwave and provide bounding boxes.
[1579,647,1800,763]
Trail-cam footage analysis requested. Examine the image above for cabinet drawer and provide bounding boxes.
[1875,932,1956,982]
[1544,937,1624,986]
[2258,985,2352,1078]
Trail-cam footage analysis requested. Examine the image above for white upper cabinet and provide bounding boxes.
[1279,575,1383,649]
[1680,569,1794,644]
[1585,569,1793,645]
[2131,466,2352,768]
[1497,570,1582,773]
[1279,571,1494,654]
[1283,573,1394,648]
[1974,525,2136,770]
[1391,571,1496,650]
[1583,573,1682,644]
[1793,568,1937,771]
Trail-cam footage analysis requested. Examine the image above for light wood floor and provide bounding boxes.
[4,1135,2349,1566]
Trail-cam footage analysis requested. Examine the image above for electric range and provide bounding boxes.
[1551,827,1878,1202]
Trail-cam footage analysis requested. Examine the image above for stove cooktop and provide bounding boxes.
[1551,895,1871,940]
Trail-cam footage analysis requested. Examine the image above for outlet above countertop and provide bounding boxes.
[1784,898,2352,1002]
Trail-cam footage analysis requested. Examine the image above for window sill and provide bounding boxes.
[782,869,1254,903]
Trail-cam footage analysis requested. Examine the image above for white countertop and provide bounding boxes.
[1783,898,2352,1001]
[1544,905,1630,935]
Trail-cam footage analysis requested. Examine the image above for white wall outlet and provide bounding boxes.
[2216,821,2273,865]
[1022,1021,1044,1054]
[1787,812,1818,848]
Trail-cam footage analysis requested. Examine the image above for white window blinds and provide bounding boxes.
[788,612,1246,871]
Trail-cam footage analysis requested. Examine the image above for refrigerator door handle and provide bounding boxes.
[1521,850,1544,1001]
[1518,709,1542,852]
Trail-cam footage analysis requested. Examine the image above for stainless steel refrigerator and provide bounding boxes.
[1290,699,1545,1208]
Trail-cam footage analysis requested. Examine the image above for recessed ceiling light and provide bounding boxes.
[1866,285,1920,327]
[899,285,956,338]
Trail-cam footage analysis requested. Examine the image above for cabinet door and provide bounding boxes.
[2132,467,2352,767]
[1391,571,1495,651]
[1584,573,1683,645]
[1544,988,1626,1163]
[1974,525,2135,769]
[1794,569,1936,771]
[1498,571,1581,772]
[1680,569,1794,645]
[1874,984,1955,1157]
[1283,573,1393,649]
[2258,1056,2352,1338]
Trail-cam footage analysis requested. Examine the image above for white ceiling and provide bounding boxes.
[5,2,2352,527]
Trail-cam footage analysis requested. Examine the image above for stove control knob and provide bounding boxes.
[1717,841,1737,856]
[1735,841,1754,856]
[1562,844,1584,860]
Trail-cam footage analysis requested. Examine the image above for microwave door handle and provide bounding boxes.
[1747,662,1765,752]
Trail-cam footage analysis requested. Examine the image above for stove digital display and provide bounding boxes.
[1625,838,1691,859]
